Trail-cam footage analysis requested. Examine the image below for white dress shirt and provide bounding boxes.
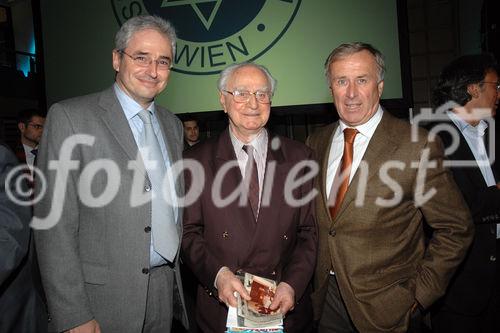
[447,111,499,238]
[325,106,384,198]
[22,144,37,173]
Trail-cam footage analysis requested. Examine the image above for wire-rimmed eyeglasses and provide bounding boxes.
[119,50,172,70]
[223,89,273,104]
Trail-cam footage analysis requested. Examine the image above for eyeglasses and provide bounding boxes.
[28,123,44,130]
[119,50,172,70]
[481,81,500,91]
[223,90,272,104]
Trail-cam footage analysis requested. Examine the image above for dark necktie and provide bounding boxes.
[243,145,259,221]
[329,128,358,219]
[31,148,38,169]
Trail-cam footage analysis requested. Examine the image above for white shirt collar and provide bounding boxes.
[229,128,268,156]
[114,83,156,120]
[447,110,488,136]
[337,105,384,138]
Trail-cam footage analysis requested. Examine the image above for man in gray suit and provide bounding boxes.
[34,15,188,333]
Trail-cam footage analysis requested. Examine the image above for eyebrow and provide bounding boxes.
[333,74,370,80]
[233,86,269,91]
[132,51,171,60]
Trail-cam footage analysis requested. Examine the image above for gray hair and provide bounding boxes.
[115,15,177,58]
[217,62,277,94]
[325,42,386,83]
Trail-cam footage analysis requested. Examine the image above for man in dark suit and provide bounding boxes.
[14,108,45,172]
[34,15,187,333]
[0,143,47,333]
[182,62,318,333]
[182,116,201,149]
[306,42,473,332]
[430,54,500,332]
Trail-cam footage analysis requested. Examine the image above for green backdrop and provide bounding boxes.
[42,0,402,113]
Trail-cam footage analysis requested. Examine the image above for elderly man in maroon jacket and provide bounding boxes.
[182,62,318,333]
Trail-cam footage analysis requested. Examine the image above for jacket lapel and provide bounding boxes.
[97,87,142,163]
[335,112,398,220]
[156,109,181,164]
[214,129,256,234]
[447,120,493,187]
[254,132,286,226]
[155,108,183,204]
[319,124,338,217]
[242,131,286,268]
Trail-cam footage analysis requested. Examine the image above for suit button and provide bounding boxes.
[283,234,288,240]
[145,186,151,192]
[329,229,336,237]
[490,255,496,262]
[142,268,150,274]
[144,226,151,233]
[271,271,276,276]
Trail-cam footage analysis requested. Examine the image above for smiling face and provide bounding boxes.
[112,28,172,109]
[219,65,271,142]
[328,50,384,126]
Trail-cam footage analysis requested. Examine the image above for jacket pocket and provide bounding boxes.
[82,262,109,285]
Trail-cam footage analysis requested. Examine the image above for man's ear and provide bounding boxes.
[18,122,26,133]
[467,83,480,99]
[219,91,227,113]
[112,49,121,72]
[377,80,384,97]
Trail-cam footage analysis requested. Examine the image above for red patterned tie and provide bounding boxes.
[329,128,358,219]
[243,145,259,221]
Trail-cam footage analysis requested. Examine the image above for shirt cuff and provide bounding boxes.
[214,266,231,289]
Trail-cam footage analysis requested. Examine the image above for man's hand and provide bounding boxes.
[496,182,500,189]
[66,319,101,333]
[215,269,251,307]
[269,282,295,315]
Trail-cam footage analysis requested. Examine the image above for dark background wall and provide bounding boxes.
[0,0,498,147]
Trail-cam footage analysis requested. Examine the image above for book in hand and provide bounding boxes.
[235,272,284,329]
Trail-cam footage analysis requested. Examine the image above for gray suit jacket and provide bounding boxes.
[34,87,188,332]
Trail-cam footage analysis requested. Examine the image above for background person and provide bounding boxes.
[182,116,200,149]
[430,53,500,332]
[0,143,48,333]
[15,108,45,174]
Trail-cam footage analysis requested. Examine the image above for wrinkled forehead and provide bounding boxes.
[329,50,380,75]
[228,66,270,89]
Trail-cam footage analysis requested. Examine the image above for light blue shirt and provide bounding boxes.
[114,83,178,265]
[447,111,499,238]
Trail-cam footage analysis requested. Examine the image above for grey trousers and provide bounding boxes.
[142,265,175,333]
